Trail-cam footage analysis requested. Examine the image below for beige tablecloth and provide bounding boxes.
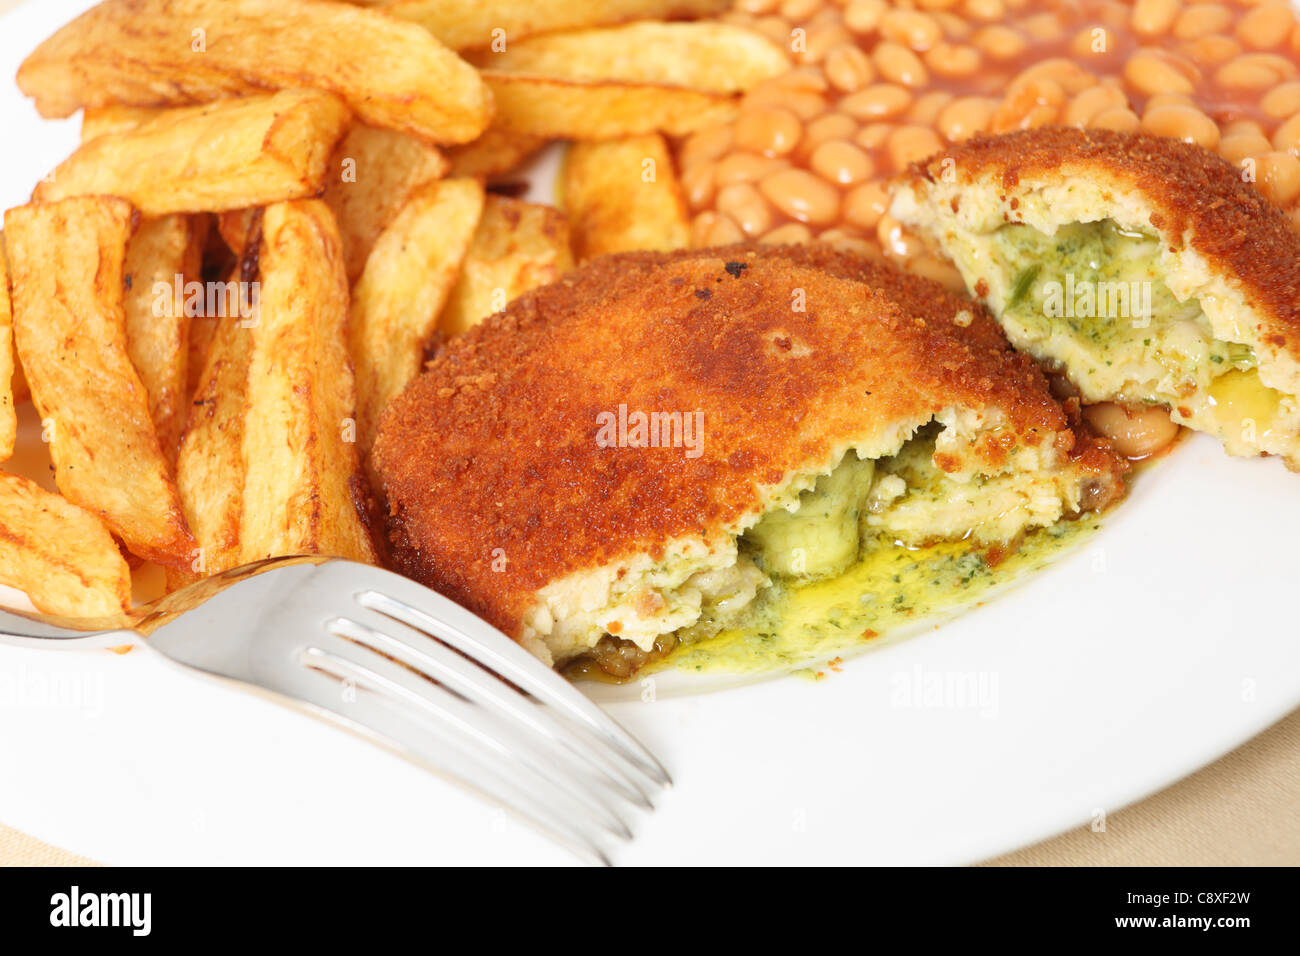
[1,0,1297,867]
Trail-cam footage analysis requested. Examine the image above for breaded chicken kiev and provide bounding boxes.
[891,127,1300,469]
[373,246,1125,666]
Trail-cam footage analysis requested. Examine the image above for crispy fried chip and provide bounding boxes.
[447,124,548,180]
[476,21,789,92]
[240,200,376,563]
[561,134,690,262]
[4,197,196,568]
[80,103,159,141]
[0,237,14,461]
[381,0,731,51]
[36,90,351,216]
[124,215,200,464]
[0,472,133,618]
[350,178,485,452]
[480,73,739,139]
[322,125,450,282]
[440,196,573,338]
[177,311,253,577]
[18,0,491,145]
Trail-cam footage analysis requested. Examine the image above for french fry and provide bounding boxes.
[477,22,789,92]
[17,0,492,146]
[124,215,200,464]
[4,197,196,568]
[381,0,731,51]
[0,237,14,461]
[322,125,450,282]
[80,103,159,142]
[240,200,376,564]
[0,472,133,618]
[35,90,351,216]
[440,196,573,338]
[351,178,485,453]
[447,124,549,179]
[481,73,740,139]
[177,310,253,578]
[561,134,690,262]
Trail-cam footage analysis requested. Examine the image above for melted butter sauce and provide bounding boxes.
[644,518,1101,680]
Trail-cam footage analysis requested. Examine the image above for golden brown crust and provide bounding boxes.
[901,127,1300,357]
[373,245,1109,636]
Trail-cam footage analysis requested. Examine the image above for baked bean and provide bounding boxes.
[679,126,733,170]
[839,83,913,119]
[1124,50,1197,96]
[1172,4,1233,41]
[1082,403,1180,459]
[1141,103,1221,149]
[1180,35,1242,65]
[1064,85,1127,127]
[780,0,821,20]
[971,25,1028,60]
[714,152,790,187]
[760,222,814,245]
[1219,131,1273,163]
[1014,57,1098,95]
[758,168,841,224]
[751,15,792,45]
[877,215,925,258]
[1237,3,1296,50]
[692,211,745,247]
[1131,0,1182,37]
[1020,12,1065,42]
[933,12,973,40]
[801,113,859,154]
[735,0,779,13]
[680,161,717,208]
[810,139,875,184]
[819,228,882,259]
[735,107,803,157]
[1090,106,1142,132]
[843,0,887,34]
[886,125,944,170]
[992,78,1066,132]
[907,90,956,125]
[1222,118,1266,138]
[925,42,982,78]
[917,0,962,10]
[1069,26,1109,59]
[854,122,895,150]
[937,96,996,141]
[1255,150,1300,205]
[874,41,929,86]
[908,254,967,293]
[824,44,876,92]
[1215,53,1296,89]
[963,0,1007,23]
[1146,92,1195,109]
[801,24,856,64]
[882,10,943,51]
[1272,113,1300,155]
[843,181,891,229]
[1261,81,1300,119]
[716,182,775,237]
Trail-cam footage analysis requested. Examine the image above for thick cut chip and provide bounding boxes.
[4,197,196,567]
[440,195,573,338]
[322,125,450,282]
[381,0,731,51]
[0,237,14,461]
[17,0,491,145]
[36,90,351,216]
[480,73,739,139]
[80,103,159,141]
[475,22,789,92]
[123,215,200,464]
[177,312,253,578]
[891,128,1300,470]
[0,472,133,618]
[374,246,1127,667]
[240,200,376,563]
[447,125,548,179]
[561,134,690,262]
[350,178,485,453]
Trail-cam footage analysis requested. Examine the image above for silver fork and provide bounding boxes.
[0,556,669,865]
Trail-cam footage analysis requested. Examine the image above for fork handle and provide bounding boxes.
[0,607,138,651]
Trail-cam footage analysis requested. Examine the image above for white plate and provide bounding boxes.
[2,0,1298,866]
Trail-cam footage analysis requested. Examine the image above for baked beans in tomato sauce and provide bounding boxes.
[679,0,1300,289]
